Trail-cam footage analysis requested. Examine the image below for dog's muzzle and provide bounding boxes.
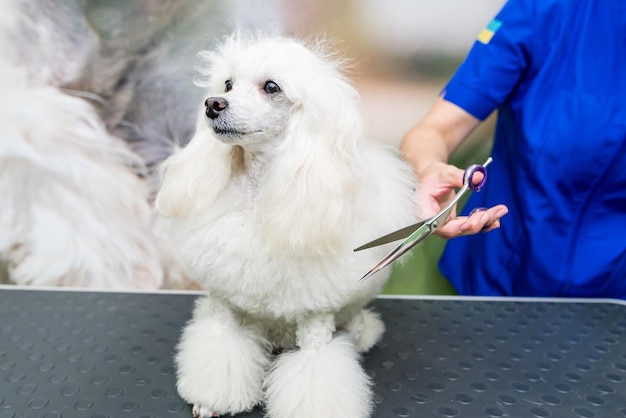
[205,97,228,119]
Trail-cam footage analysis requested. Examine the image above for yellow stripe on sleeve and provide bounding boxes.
[477,28,495,44]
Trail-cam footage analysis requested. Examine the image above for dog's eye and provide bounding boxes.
[225,80,233,92]
[263,81,281,94]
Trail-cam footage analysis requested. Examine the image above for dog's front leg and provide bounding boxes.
[343,308,386,353]
[264,313,374,418]
[175,294,270,417]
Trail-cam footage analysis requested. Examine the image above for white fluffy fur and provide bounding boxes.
[156,33,419,418]
[0,0,236,288]
[0,67,177,288]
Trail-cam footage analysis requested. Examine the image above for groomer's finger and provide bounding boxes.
[438,164,466,188]
[459,205,508,235]
[435,205,508,239]
[417,162,466,191]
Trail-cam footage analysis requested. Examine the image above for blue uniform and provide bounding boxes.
[439,0,626,297]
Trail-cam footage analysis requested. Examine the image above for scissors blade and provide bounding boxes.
[359,223,432,281]
[353,220,426,252]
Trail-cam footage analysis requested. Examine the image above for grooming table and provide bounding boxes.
[1,287,625,417]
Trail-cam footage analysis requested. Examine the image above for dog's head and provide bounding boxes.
[196,33,362,148]
[157,33,364,255]
[199,37,294,147]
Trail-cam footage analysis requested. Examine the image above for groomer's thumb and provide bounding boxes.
[442,165,466,188]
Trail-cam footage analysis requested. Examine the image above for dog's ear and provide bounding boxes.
[155,120,239,218]
[260,78,363,256]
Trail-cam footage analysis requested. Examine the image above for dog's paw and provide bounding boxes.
[265,334,373,418]
[345,309,385,353]
[192,404,218,417]
[176,298,269,417]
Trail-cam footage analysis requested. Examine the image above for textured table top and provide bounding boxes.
[1,288,625,418]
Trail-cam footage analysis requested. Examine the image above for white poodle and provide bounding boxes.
[156,33,419,418]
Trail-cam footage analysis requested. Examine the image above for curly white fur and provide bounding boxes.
[156,33,419,418]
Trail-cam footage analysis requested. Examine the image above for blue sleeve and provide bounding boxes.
[442,0,538,120]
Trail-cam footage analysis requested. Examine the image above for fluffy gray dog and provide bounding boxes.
[0,0,242,288]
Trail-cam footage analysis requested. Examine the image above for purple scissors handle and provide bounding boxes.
[464,162,488,192]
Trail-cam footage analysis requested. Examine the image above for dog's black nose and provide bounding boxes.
[205,97,228,119]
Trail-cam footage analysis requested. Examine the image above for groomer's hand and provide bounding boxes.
[416,161,508,239]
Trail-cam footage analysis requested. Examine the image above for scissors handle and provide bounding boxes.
[464,157,491,192]
[420,156,493,229]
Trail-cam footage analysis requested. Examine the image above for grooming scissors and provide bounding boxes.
[355,157,493,282]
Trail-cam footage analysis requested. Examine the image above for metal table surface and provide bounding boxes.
[1,287,625,418]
